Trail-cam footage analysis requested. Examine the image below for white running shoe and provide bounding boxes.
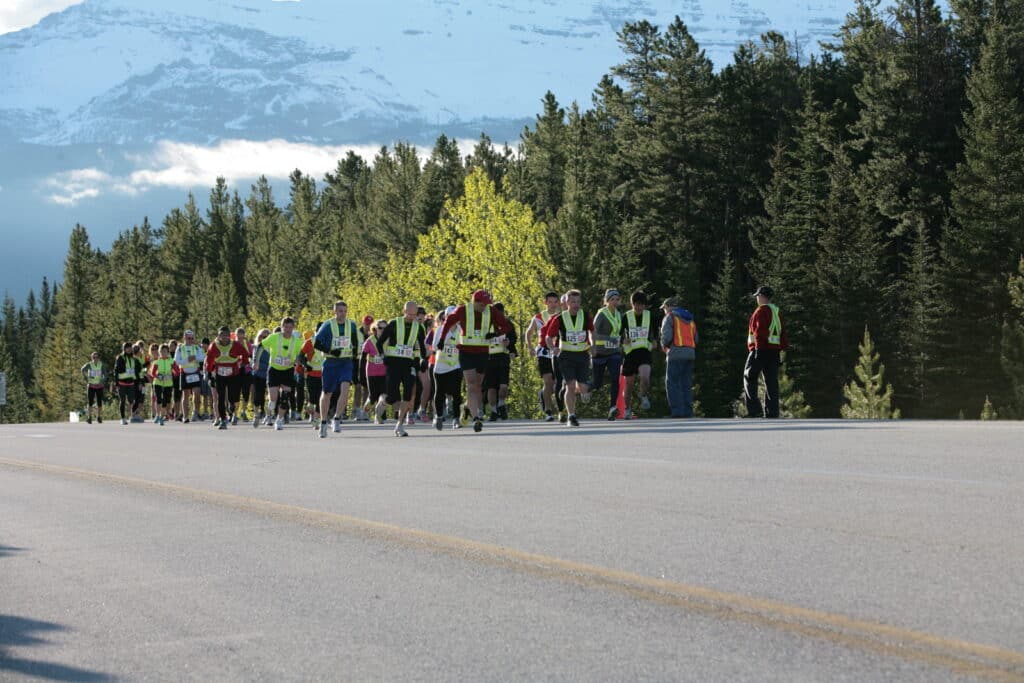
[394,423,408,437]
[274,417,284,431]
[318,422,328,439]
[332,418,341,433]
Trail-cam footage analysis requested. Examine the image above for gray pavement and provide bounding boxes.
[1,418,1023,682]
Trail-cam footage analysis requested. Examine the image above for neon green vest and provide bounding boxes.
[384,318,421,359]
[152,358,174,387]
[560,310,589,352]
[624,310,652,353]
[594,306,622,349]
[460,304,492,347]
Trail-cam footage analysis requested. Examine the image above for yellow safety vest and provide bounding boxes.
[266,334,300,371]
[328,318,363,356]
[460,304,492,347]
[594,306,623,350]
[384,318,421,359]
[179,344,201,373]
[560,310,589,352]
[747,304,783,346]
[624,310,652,353]
[86,362,105,385]
[152,358,175,387]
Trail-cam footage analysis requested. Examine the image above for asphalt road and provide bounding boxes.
[2,418,1023,682]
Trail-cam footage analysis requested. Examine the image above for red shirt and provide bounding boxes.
[541,309,594,349]
[438,303,515,354]
[747,305,789,351]
[204,341,250,378]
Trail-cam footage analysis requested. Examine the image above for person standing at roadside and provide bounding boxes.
[744,286,788,418]
[661,297,698,418]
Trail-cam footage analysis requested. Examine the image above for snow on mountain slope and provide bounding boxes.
[0,0,852,144]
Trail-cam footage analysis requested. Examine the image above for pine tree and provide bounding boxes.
[1001,257,1024,417]
[700,251,747,417]
[945,4,1024,413]
[841,327,901,419]
[416,134,465,229]
[186,266,243,339]
[980,396,998,420]
[465,133,512,189]
[0,333,32,423]
[779,365,813,419]
[516,91,567,224]
[243,177,285,321]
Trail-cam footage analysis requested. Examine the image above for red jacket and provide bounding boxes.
[205,341,250,378]
[438,303,514,355]
[747,305,788,351]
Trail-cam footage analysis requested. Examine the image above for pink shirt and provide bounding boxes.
[363,337,386,377]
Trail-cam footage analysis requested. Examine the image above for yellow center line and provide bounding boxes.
[3,456,1023,682]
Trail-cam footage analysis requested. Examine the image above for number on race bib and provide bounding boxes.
[217,366,234,377]
[567,331,587,344]
[605,338,620,349]
[186,373,201,385]
[274,356,289,367]
[629,328,649,341]
[331,336,351,350]
[395,345,414,359]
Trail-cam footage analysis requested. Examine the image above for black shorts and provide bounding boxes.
[268,368,296,389]
[458,350,489,373]
[154,385,173,407]
[622,349,653,377]
[355,355,367,385]
[385,361,418,404]
[367,375,386,403]
[87,387,105,405]
[537,354,554,377]
[557,351,592,384]
[484,355,511,390]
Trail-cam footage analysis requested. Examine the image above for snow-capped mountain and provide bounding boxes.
[0,0,850,146]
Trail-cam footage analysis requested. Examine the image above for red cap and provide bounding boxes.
[472,289,492,304]
[362,315,374,325]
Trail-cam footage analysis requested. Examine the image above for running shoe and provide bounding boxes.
[274,417,284,431]
[394,423,408,437]
[498,405,508,420]
[488,412,498,422]
[219,421,228,430]
[640,396,651,410]
[608,406,617,421]
[332,418,341,433]
[569,414,580,427]
[153,416,160,424]
[417,409,427,422]
[87,416,92,425]
[545,412,555,423]
[97,417,102,424]
[120,418,128,425]
[452,419,462,430]
[434,415,443,432]
[318,422,328,439]
[558,413,567,424]
[623,409,634,420]
[473,419,482,433]
[231,414,238,426]
[240,411,249,422]
[406,414,415,426]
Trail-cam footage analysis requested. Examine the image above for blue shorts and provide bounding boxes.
[321,360,353,394]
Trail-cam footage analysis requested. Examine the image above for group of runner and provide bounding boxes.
[80,288,661,435]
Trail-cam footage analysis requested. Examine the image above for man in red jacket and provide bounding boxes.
[744,286,789,418]
[205,326,251,430]
[437,289,514,433]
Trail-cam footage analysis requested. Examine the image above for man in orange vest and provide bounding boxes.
[660,297,697,418]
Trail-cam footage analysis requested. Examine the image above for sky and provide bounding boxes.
[0,0,82,35]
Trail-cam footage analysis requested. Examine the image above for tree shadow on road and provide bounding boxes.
[0,546,26,558]
[0,614,116,681]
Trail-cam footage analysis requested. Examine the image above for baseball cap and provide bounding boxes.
[753,286,774,298]
[661,297,680,309]
[472,289,492,304]
[604,288,621,301]
[362,315,374,325]
[445,305,458,316]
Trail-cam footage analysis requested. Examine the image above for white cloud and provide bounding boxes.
[42,137,477,205]
[0,0,83,35]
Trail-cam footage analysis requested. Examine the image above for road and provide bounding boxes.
[1,418,1023,682]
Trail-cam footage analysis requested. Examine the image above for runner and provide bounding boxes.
[199,337,213,421]
[147,342,160,421]
[149,344,176,426]
[168,338,182,421]
[363,319,388,424]
[353,315,374,421]
[543,289,594,427]
[80,351,107,424]
[591,289,625,420]
[524,291,564,422]
[132,341,147,422]
[260,318,303,431]
[415,310,434,423]
[235,327,251,423]
[205,326,250,430]
[174,330,205,423]
[250,328,271,427]
[293,334,308,422]
[313,300,363,439]
[484,302,516,421]
[432,306,463,430]
[375,301,428,437]
[436,289,514,433]
[113,342,142,425]
[299,331,325,431]
[621,290,656,418]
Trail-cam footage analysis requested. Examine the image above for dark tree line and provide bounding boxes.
[3,0,1023,422]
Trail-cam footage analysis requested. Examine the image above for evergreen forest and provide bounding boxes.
[3,0,1024,422]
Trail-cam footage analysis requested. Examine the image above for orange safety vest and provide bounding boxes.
[672,317,696,348]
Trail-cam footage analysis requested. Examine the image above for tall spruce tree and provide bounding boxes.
[700,251,748,417]
[1001,258,1024,417]
[946,4,1024,413]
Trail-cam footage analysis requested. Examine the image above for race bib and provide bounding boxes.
[604,338,620,349]
[273,356,290,367]
[217,366,234,377]
[157,373,170,382]
[185,373,201,385]
[88,370,102,380]
[371,355,384,365]
[442,345,458,361]
[394,345,414,359]
[566,331,587,345]
[331,336,351,350]
[629,327,649,341]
